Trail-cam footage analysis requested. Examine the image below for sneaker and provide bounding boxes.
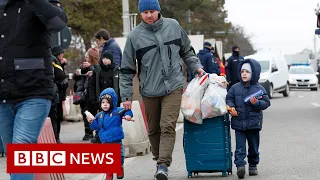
[155,164,168,180]
[249,166,258,176]
[82,134,93,141]
[116,165,124,179]
[237,166,245,179]
[105,172,113,180]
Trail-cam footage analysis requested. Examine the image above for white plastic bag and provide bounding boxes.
[181,74,209,124]
[201,75,228,119]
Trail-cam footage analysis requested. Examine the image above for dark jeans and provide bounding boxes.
[0,98,51,180]
[234,129,260,167]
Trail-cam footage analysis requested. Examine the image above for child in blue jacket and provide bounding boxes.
[86,88,133,180]
[226,59,270,179]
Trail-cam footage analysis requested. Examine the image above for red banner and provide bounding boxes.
[6,144,121,173]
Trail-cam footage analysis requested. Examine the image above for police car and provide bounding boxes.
[288,65,319,91]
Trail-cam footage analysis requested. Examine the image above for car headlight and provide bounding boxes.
[312,77,318,83]
[259,78,267,83]
[289,78,296,83]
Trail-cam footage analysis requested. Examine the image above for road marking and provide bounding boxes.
[311,103,320,107]
[298,96,304,98]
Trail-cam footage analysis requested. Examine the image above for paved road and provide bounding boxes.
[114,90,320,180]
[1,90,320,180]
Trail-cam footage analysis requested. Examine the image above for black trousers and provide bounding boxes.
[80,102,96,135]
[49,102,62,142]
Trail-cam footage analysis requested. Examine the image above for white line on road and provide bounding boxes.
[311,103,320,107]
[298,95,304,98]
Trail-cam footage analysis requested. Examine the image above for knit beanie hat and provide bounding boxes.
[51,45,64,56]
[102,51,113,63]
[241,63,252,74]
[138,0,161,13]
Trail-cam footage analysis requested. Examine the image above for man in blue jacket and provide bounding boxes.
[226,59,270,179]
[95,29,122,67]
[197,42,221,75]
[226,45,244,89]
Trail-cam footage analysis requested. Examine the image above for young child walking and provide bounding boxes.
[86,88,133,180]
[226,59,270,179]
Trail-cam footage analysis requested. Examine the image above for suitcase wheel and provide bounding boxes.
[187,171,192,178]
[222,171,227,177]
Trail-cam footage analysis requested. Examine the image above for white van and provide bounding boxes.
[245,52,289,99]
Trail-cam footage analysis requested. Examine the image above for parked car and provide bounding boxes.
[245,52,289,99]
[288,65,319,91]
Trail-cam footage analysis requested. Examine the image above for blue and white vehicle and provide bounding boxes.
[288,65,318,91]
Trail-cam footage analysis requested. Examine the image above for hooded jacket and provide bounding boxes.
[120,15,202,101]
[226,59,270,130]
[90,88,133,143]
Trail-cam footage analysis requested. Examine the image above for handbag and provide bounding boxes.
[73,91,85,105]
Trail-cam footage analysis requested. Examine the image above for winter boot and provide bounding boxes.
[249,166,258,176]
[82,133,93,141]
[237,166,245,179]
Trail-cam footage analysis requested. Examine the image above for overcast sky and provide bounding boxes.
[225,0,320,55]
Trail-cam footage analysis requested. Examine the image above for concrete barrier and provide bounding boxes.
[177,110,184,123]
[35,118,65,180]
[63,96,82,122]
[122,101,151,157]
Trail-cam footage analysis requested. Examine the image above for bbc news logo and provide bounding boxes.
[7,144,121,173]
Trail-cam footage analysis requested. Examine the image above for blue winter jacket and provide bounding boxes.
[100,39,122,67]
[225,54,245,85]
[198,48,216,74]
[212,56,221,75]
[226,59,270,131]
[90,88,133,143]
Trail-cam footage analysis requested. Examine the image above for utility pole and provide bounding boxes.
[122,0,130,37]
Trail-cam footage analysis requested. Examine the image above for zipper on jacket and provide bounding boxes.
[168,46,172,67]
[142,70,147,90]
[16,8,21,31]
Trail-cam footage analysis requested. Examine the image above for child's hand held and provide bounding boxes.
[227,106,238,116]
[122,115,133,121]
[84,110,95,123]
[250,97,258,104]
[230,108,238,116]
